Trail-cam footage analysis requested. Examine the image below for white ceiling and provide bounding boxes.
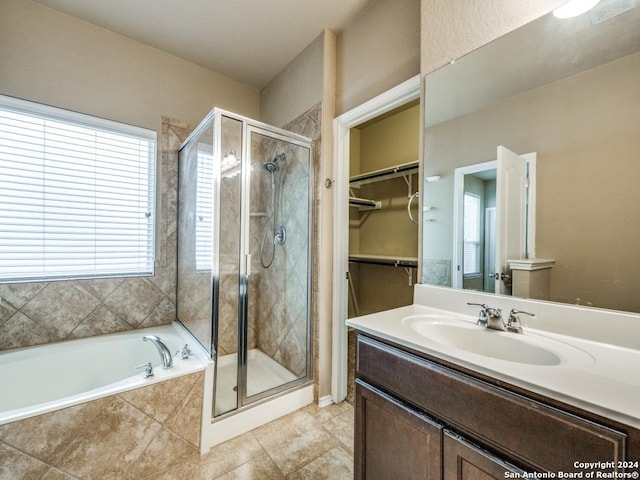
[32,0,371,89]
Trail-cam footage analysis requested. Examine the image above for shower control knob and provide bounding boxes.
[274,225,287,246]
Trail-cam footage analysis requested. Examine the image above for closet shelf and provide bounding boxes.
[348,254,418,268]
[349,160,419,188]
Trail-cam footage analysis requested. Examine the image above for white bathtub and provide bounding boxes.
[0,323,209,426]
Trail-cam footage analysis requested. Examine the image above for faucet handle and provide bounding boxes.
[467,302,489,327]
[177,344,193,360]
[136,362,154,378]
[510,309,535,317]
[467,302,488,309]
[507,309,536,334]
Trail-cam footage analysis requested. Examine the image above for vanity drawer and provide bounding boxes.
[356,334,627,472]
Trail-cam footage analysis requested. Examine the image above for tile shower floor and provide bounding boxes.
[146,401,354,479]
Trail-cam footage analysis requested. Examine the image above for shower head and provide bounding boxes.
[264,161,278,173]
[263,153,285,173]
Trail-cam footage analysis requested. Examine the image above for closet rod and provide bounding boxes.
[349,197,378,208]
[349,160,419,186]
[348,254,417,268]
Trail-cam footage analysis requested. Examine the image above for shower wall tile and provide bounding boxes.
[253,104,321,378]
[0,118,189,351]
[0,371,204,480]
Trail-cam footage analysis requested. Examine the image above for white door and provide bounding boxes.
[495,146,527,294]
[484,207,496,292]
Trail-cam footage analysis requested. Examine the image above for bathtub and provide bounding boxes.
[0,322,209,426]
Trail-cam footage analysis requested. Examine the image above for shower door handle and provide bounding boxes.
[246,254,252,276]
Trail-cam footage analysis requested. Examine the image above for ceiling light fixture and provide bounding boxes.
[553,0,601,18]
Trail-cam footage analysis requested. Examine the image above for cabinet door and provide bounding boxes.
[444,430,525,480]
[355,379,442,480]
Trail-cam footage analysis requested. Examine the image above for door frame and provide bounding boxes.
[451,153,537,291]
[331,75,420,403]
[452,160,497,289]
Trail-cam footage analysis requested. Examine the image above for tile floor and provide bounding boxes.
[146,401,355,479]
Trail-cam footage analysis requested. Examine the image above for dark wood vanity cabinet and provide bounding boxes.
[354,332,638,480]
[443,431,524,480]
[355,380,442,480]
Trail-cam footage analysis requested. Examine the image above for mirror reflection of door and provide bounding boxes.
[453,146,535,294]
[495,145,529,295]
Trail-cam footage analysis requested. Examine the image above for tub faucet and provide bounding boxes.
[143,335,173,369]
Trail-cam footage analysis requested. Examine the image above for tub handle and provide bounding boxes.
[177,344,193,360]
[136,362,154,378]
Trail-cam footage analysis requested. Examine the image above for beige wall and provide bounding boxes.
[0,0,260,134]
[349,104,420,315]
[337,0,420,115]
[259,30,338,400]
[421,0,565,75]
[424,52,640,312]
[261,0,421,399]
[0,0,260,349]
[260,33,325,128]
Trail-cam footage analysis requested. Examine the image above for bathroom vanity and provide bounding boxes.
[347,285,640,479]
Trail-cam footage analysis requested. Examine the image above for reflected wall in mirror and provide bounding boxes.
[422,2,640,313]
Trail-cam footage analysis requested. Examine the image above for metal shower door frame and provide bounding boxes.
[238,120,314,409]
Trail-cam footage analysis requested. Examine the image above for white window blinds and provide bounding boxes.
[463,192,481,276]
[195,148,213,271]
[0,95,156,283]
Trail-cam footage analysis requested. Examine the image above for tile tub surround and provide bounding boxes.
[0,371,204,480]
[0,117,193,351]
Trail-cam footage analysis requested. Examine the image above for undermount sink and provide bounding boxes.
[402,315,593,367]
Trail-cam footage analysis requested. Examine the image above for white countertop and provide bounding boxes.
[347,301,640,429]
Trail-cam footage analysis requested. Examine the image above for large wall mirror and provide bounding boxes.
[421,3,640,314]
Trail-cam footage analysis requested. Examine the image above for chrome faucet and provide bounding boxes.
[143,335,173,369]
[468,303,506,331]
[505,309,536,334]
[467,303,536,333]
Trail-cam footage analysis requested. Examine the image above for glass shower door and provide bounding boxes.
[212,114,244,417]
[179,108,313,420]
[177,115,215,356]
[242,126,312,403]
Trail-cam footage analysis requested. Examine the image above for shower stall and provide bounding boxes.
[177,108,313,427]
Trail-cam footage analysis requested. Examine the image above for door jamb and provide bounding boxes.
[331,75,420,403]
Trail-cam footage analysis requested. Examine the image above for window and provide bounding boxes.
[463,192,481,276]
[195,146,213,271]
[0,95,156,283]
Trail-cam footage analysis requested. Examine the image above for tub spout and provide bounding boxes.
[142,335,173,369]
